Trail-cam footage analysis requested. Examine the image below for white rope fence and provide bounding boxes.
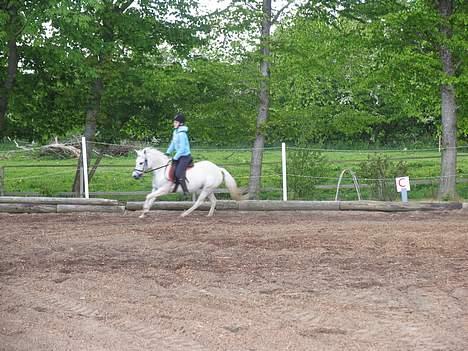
[2,140,468,156]
[1,138,467,200]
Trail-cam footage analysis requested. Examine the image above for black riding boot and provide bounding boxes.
[172,176,180,193]
[178,178,189,196]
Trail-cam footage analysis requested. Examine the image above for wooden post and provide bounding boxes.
[281,142,287,201]
[81,136,89,199]
[80,156,84,198]
[0,166,4,196]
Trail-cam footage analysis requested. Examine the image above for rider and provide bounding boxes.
[165,113,192,196]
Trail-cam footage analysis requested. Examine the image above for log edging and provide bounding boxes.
[0,197,465,213]
[125,200,464,212]
[0,197,123,213]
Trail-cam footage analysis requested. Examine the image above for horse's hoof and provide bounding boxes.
[180,212,187,217]
[139,213,146,219]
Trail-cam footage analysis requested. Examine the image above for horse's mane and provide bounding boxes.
[143,147,163,156]
[142,147,170,163]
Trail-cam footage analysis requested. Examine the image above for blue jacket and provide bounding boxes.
[166,126,191,160]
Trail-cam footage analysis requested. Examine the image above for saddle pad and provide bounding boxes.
[167,161,194,183]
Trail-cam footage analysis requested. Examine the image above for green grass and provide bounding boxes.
[1,143,467,201]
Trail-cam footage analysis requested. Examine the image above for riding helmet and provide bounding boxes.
[173,113,185,124]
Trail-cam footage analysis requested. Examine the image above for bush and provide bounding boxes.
[285,147,329,200]
[358,154,408,201]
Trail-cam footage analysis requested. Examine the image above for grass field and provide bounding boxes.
[1,142,467,201]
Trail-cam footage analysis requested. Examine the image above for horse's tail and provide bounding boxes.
[220,168,241,201]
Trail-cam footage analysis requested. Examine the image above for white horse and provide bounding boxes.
[132,147,241,217]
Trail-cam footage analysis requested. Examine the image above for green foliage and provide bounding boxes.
[358,154,408,201]
[285,146,329,199]
[269,15,441,145]
[2,0,210,142]
[1,0,466,152]
[268,0,467,146]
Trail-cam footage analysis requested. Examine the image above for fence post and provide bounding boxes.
[0,166,4,196]
[281,142,287,201]
[79,154,84,197]
[81,136,89,199]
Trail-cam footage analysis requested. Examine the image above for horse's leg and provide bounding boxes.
[181,189,210,217]
[207,193,217,217]
[140,185,171,218]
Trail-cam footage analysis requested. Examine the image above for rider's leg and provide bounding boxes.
[174,156,191,195]
[171,160,179,193]
[179,178,189,195]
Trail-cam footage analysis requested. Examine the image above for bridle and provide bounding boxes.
[133,157,171,176]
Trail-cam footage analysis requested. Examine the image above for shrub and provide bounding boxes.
[285,146,329,200]
[358,154,408,201]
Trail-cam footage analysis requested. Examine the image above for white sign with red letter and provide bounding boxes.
[395,176,410,192]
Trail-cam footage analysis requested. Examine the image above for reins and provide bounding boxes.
[144,161,171,174]
[133,159,171,174]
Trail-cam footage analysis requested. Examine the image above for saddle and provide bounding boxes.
[168,159,194,183]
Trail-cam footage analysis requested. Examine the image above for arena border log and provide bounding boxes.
[125,200,462,212]
[125,200,239,211]
[339,200,462,211]
[0,196,123,213]
[0,196,119,206]
[0,203,57,213]
[238,200,340,211]
[57,204,125,213]
[0,197,463,213]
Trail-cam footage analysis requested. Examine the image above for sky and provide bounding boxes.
[198,0,230,14]
[197,1,302,19]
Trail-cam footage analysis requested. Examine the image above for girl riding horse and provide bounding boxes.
[165,113,192,197]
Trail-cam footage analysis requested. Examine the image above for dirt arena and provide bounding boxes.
[1,209,467,351]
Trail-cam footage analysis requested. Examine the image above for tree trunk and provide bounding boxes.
[437,0,457,200]
[71,0,128,195]
[248,0,271,199]
[0,4,19,137]
[72,78,104,194]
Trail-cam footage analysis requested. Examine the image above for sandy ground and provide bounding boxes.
[0,209,467,351]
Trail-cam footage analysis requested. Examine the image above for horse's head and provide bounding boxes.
[132,149,147,179]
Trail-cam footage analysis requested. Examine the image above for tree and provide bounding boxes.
[437,0,458,200]
[0,1,19,136]
[248,0,273,199]
[0,0,52,137]
[301,0,466,200]
[369,0,465,200]
[270,18,388,145]
[46,0,204,192]
[237,0,295,199]
[204,0,296,198]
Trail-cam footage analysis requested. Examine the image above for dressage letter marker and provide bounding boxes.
[395,176,410,203]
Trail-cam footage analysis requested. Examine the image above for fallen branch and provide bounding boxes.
[39,137,80,158]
